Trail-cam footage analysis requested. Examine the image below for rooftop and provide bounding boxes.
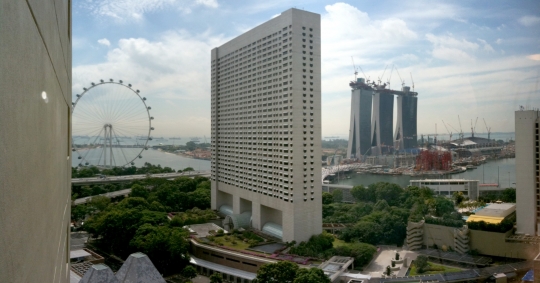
[474,203,515,218]
[184,223,228,238]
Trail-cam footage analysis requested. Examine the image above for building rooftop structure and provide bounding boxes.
[466,203,515,224]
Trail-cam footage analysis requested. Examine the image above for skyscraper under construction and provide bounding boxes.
[347,78,418,158]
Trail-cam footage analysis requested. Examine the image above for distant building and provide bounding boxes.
[371,92,394,155]
[210,8,322,242]
[410,179,480,200]
[515,109,540,235]
[0,1,72,282]
[394,87,418,150]
[346,80,418,157]
[347,78,373,158]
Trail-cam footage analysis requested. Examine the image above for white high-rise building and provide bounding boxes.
[515,109,540,235]
[210,8,322,243]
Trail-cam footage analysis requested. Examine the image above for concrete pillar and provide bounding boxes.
[233,195,241,214]
[211,183,218,210]
[252,202,261,230]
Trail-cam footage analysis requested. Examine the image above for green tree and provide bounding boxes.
[433,197,455,217]
[71,205,88,222]
[294,268,331,283]
[350,185,376,202]
[182,266,197,280]
[333,242,377,267]
[183,167,195,172]
[209,273,223,283]
[332,190,343,203]
[373,200,390,211]
[130,184,149,199]
[130,224,190,274]
[415,255,429,273]
[501,188,516,202]
[322,192,334,205]
[185,141,197,151]
[254,261,299,283]
[88,196,111,213]
[374,182,403,206]
[340,221,381,245]
[452,192,464,205]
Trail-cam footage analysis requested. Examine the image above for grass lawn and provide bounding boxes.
[212,235,251,250]
[409,262,462,276]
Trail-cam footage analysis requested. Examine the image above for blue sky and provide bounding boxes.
[72,0,540,138]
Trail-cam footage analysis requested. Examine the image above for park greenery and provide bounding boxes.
[323,182,459,246]
[288,233,377,267]
[253,261,331,283]
[409,255,462,275]
[80,175,212,275]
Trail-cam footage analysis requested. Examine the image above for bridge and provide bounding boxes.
[71,171,211,185]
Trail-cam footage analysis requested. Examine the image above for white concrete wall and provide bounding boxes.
[515,110,540,235]
[0,0,72,282]
[210,9,322,243]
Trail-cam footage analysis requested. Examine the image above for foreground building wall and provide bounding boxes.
[210,9,322,243]
[515,110,540,235]
[0,1,72,282]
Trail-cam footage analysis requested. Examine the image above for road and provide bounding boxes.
[72,171,211,185]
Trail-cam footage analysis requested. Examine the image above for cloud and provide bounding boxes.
[496,38,502,45]
[321,3,417,79]
[195,0,218,8]
[80,0,218,22]
[97,38,111,47]
[477,38,494,52]
[425,33,479,62]
[72,29,229,136]
[518,15,540,26]
[528,54,540,61]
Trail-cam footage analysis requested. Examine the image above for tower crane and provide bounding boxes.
[442,120,453,142]
[351,56,368,83]
[395,66,405,90]
[458,115,464,145]
[351,56,358,81]
[470,117,479,138]
[410,72,415,92]
[483,118,491,140]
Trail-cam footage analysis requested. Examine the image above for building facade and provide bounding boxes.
[347,78,373,159]
[370,92,394,155]
[410,179,479,200]
[210,9,322,243]
[394,87,418,150]
[0,0,72,282]
[515,110,540,235]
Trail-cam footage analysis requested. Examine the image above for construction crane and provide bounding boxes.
[410,72,415,92]
[483,118,491,140]
[434,123,438,146]
[471,117,478,138]
[458,115,464,145]
[351,56,358,81]
[442,120,453,142]
[395,66,405,89]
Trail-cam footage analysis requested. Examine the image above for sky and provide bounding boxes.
[72,0,540,139]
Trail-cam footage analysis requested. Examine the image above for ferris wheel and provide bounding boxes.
[71,79,153,168]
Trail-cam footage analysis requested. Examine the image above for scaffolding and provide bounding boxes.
[415,150,452,171]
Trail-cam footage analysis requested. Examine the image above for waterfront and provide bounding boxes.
[71,148,211,171]
[72,146,515,189]
[334,158,516,188]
